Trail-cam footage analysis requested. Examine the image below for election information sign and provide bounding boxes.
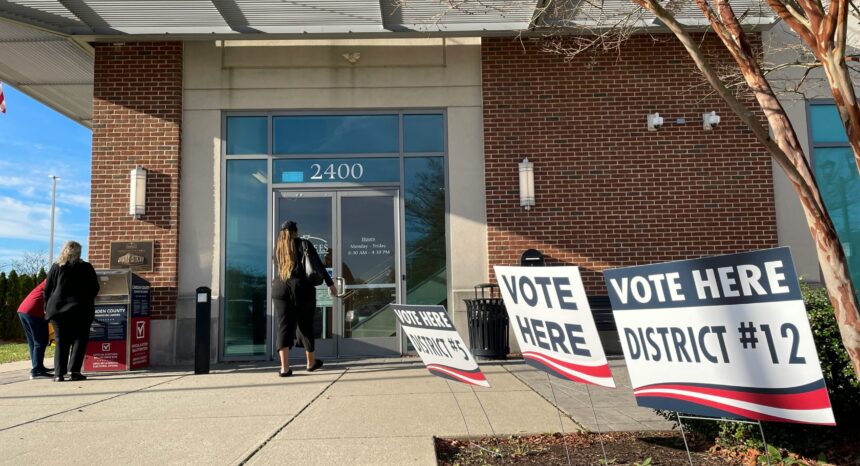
[495,266,615,388]
[392,304,490,388]
[604,247,835,425]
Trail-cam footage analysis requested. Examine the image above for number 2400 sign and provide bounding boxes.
[310,163,364,181]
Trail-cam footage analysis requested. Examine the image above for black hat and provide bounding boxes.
[280,221,298,232]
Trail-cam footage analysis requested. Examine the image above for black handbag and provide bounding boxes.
[302,240,325,286]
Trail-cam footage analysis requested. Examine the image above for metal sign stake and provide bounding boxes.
[585,383,609,466]
[676,412,695,466]
[546,372,573,466]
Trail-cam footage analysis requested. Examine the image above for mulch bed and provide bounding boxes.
[435,431,741,465]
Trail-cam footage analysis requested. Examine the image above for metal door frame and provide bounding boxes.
[272,188,401,359]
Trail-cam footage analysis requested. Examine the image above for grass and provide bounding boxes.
[0,341,55,364]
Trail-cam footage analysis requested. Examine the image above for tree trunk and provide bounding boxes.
[636,0,860,379]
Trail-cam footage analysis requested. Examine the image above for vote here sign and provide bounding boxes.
[392,304,490,388]
[495,266,615,388]
[604,247,834,425]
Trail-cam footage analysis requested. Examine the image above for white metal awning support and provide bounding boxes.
[0,0,780,127]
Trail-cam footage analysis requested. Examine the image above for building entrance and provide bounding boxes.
[275,189,401,358]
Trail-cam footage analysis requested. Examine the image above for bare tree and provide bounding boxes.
[629,0,860,379]
[398,0,860,378]
[8,250,50,276]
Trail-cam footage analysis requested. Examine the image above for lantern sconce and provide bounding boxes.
[130,166,147,218]
[519,158,535,210]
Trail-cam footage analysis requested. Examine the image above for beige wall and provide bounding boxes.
[177,38,487,362]
[763,24,852,284]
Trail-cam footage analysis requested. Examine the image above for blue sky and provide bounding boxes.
[0,84,92,270]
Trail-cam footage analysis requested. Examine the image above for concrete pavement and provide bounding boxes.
[0,358,670,465]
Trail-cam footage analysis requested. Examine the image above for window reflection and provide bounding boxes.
[274,115,399,154]
[404,114,444,153]
[405,157,447,306]
[224,160,268,357]
[226,116,267,155]
[811,104,860,298]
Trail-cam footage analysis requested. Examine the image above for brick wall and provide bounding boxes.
[90,42,182,319]
[482,36,777,293]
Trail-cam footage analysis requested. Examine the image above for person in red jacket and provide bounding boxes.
[17,280,53,379]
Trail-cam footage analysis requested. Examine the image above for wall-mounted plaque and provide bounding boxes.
[110,241,154,272]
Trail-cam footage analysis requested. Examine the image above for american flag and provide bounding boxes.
[0,82,5,113]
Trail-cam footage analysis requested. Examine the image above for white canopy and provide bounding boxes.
[0,0,779,126]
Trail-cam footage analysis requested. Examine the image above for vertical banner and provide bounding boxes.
[495,266,615,388]
[392,304,490,387]
[604,247,835,425]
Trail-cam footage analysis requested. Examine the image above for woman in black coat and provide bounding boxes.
[44,240,100,382]
[273,221,337,377]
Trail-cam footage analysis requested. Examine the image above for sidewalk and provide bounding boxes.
[0,358,670,465]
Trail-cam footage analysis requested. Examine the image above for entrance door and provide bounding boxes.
[275,190,401,357]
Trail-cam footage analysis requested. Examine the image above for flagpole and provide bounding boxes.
[48,175,59,265]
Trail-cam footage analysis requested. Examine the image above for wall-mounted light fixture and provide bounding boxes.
[342,52,361,64]
[647,113,664,131]
[519,158,535,210]
[130,166,147,218]
[702,111,721,130]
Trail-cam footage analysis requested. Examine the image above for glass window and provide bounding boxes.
[224,160,268,357]
[404,114,444,153]
[809,105,848,144]
[404,157,447,306]
[810,104,860,298]
[273,158,400,184]
[226,116,268,155]
[273,115,399,154]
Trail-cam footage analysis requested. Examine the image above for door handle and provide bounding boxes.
[335,277,347,298]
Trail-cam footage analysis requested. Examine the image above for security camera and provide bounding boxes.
[703,111,721,130]
[647,113,664,131]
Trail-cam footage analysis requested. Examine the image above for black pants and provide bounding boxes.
[274,279,316,352]
[51,312,93,375]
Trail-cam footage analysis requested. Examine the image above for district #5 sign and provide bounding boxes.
[603,247,835,425]
[392,304,490,388]
[495,266,616,388]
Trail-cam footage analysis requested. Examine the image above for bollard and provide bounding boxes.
[195,286,211,374]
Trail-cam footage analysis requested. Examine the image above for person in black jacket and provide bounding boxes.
[273,221,336,377]
[44,241,100,382]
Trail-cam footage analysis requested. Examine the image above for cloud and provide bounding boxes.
[0,196,84,242]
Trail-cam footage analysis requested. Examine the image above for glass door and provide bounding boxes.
[274,189,401,358]
[337,190,401,356]
[275,191,337,358]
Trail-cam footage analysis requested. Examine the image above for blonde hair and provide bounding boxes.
[275,228,298,280]
[57,241,82,266]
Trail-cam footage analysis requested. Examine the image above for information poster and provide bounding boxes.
[392,304,490,387]
[604,247,835,425]
[85,304,128,371]
[495,266,615,388]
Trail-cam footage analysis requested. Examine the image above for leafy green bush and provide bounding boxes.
[0,269,47,341]
[655,283,860,455]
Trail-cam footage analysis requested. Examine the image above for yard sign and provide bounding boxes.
[604,247,835,425]
[495,266,615,388]
[392,304,490,387]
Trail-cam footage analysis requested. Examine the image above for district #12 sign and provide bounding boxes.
[603,247,835,425]
[392,304,490,388]
[494,266,616,388]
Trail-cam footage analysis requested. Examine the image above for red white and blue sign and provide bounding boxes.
[495,266,616,388]
[604,247,835,425]
[392,304,490,388]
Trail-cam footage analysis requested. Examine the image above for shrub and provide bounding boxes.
[0,269,46,341]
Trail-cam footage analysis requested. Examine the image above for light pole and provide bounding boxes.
[48,175,60,265]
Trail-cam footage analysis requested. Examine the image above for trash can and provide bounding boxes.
[83,269,151,372]
[464,283,509,360]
